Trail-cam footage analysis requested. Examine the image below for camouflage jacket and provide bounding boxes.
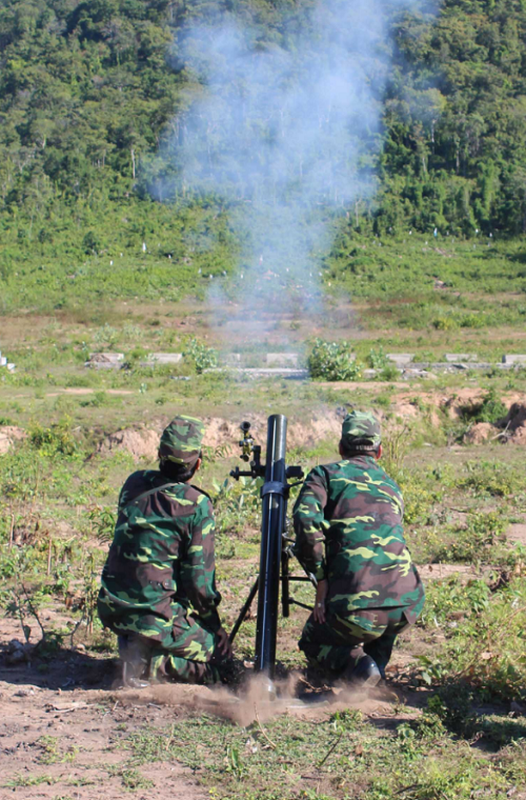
[293,456,424,623]
[98,470,221,642]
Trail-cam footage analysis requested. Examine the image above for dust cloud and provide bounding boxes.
[120,673,400,728]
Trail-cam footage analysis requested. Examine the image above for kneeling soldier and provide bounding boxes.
[293,411,424,685]
[98,415,231,686]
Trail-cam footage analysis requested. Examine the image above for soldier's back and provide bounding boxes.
[322,456,423,619]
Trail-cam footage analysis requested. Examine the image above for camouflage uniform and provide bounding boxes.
[98,416,226,684]
[293,412,424,677]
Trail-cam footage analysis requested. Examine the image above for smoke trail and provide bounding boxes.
[152,0,431,336]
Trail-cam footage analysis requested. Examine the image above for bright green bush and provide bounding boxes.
[307,338,362,381]
[183,338,219,374]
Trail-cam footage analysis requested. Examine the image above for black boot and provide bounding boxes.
[118,635,151,689]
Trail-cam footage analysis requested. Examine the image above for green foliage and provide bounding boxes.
[418,578,526,702]
[29,417,76,456]
[460,460,521,497]
[462,388,508,425]
[212,477,262,537]
[307,338,362,381]
[183,338,218,374]
[366,346,389,371]
[3,0,526,326]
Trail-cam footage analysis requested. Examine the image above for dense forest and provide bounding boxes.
[1,0,526,278]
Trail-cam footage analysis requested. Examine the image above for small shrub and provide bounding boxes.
[460,460,519,497]
[379,364,400,381]
[307,338,361,381]
[29,417,76,456]
[433,316,459,331]
[460,313,486,328]
[367,346,389,370]
[472,388,507,424]
[183,338,218,374]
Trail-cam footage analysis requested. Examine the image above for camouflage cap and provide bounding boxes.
[341,410,381,451]
[159,415,205,467]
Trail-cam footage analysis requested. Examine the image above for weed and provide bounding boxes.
[184,337,219,374]
[307,338,361,381]
[36,735,79,765]
[106,765,154,791]
[419,578,526,701]
[4,773,56,787]
[461,388,507,425]
[460,460,521,497]
[367,346,390,370]
[29,417,77,456]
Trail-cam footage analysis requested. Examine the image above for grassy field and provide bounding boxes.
[1,235,526,799]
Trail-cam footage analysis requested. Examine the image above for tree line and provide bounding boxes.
[1,0,526,266]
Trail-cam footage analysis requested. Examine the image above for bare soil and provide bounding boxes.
[0,607,427,800]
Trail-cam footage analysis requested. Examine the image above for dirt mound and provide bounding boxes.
[99,412,347,462]
[0,425,26,455]
[288,412,342,448]
[98,396,526,462]
[463,422,497,444]
[97,427,161,461]
[439,388,484,419]
[504,403,526,442]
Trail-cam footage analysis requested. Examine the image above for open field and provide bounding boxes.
[2,253,526,800]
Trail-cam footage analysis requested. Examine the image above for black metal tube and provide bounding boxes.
[254,414,287,676]
[229,577,259,644]
[281,548,290,619]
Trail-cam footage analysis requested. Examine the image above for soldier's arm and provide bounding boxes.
[180,495,222,632]
[293,466,329,581]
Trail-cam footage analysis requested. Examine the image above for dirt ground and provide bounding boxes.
[0,606,428,800]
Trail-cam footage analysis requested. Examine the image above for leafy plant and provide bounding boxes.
[367,346,390,370]
[183,338,219,374]
[307,338,361,381]
[29,417,76,456]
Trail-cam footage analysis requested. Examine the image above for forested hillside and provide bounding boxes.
[1,0,526,284]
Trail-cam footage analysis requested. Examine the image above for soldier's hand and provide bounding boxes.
[314,578,328,624]
[216,626,233,659]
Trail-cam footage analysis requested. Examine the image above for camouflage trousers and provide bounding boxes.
[117,613,227,685]
[299,606,410,676]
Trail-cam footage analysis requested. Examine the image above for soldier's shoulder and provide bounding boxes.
[372,463,403,496]
[174,483,213,506]
[317,460,351,477]
[189,484,212,500]
[121,469,158,495]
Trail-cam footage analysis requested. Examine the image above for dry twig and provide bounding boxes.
[253,704,277,750]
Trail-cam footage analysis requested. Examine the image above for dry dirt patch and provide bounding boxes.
[0,426,26,455]
[0,682,207,800]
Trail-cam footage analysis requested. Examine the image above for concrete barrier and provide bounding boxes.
[266,353,299,367]
[146,353,183,365]
[86,352,124,370]
[386,353,414,365]
[502,355,526,365]
[445,354,478,362]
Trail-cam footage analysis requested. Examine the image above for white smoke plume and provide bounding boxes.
[152,0,433,337]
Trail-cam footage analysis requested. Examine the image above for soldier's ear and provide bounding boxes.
[375,444,383,460]
[194,457,202,473]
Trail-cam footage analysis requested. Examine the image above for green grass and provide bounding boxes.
[1,281,526,799]
[118,708,526,800]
